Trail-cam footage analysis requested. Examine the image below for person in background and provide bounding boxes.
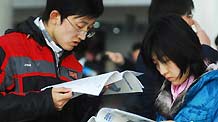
[191,20,211,45]
[149,0,211,46]
[0,0,104,122]
[99,42,142,113]
[77,30,107,77]
[141,15,218,121]
[133,0,218,119]
[106,42,141,71]
[215,35,218,50]
[147,0,218,63]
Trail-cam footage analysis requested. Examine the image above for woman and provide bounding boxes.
[141,15,218,121]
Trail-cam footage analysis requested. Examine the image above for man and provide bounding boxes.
[148,0,211,46]
[106,42,141,71]
[0,0,103,122]
[215,35,218,50]
[129,0,218,119]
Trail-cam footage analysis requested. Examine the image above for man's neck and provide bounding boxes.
[43,21,56,44]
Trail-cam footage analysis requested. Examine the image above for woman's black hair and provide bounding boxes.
[141,15,206,78]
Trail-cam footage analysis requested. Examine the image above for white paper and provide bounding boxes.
[88,107,155,122]
[103,71,143,95]
[41,70,143,98]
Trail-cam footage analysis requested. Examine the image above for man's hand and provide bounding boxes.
[192,20,211,46]
[51,87,73,111]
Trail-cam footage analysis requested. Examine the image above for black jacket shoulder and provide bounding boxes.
[5,17,47,46]
[201,44,218,63]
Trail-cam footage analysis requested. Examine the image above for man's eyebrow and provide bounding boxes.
[79,21,89,25]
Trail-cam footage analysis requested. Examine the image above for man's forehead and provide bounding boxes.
[70,15,95,20]
[68,15,96,24]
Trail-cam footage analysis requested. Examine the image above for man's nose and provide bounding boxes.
[78,32,87,40]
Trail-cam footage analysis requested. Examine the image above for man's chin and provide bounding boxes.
[64,46,74,51]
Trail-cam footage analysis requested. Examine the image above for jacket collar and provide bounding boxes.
[155,70,218,119]
[186,70,218,99]
[5,16,73,56]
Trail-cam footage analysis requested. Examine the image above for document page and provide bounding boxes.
[42,71,122,96]
[87,116,96,122]
[103,71,143,95]
[92,108,155,122]
[41,70,143,97]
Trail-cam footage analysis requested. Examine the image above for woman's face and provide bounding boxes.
[152,54,189,86]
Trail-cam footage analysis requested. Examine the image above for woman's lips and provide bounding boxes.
[166,77,173,81]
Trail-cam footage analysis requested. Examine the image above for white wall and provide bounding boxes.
[103,0,150,6]
[193,0,218,48]
[0,0,13,35]
[12,0,151,8]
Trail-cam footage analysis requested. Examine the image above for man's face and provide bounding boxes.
[52,15,96,51]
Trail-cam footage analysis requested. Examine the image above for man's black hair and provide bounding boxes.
[141,15,206,78]
[42,0,104,22]
[148,0,194,23]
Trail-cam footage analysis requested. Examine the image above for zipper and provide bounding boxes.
[45,46,60,79]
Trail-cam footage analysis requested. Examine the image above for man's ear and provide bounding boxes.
[181,15,194,26]
[49,10,61,25]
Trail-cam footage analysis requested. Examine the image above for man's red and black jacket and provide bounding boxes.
[0,17,98,122]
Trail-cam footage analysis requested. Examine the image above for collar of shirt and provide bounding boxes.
[34,17,63,58]
[171,75,195,102]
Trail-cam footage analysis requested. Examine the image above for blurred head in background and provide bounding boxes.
[149,0,194,25]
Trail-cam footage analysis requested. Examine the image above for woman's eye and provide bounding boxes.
[162,57,170,64]
[155,64,160,70]
[153,62,159,69]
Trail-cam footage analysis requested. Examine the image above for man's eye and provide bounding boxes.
[87,26,93,30]
[76,24,83,29]
[76,23,86,28]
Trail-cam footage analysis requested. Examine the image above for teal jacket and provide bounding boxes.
[156,70,218,122]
